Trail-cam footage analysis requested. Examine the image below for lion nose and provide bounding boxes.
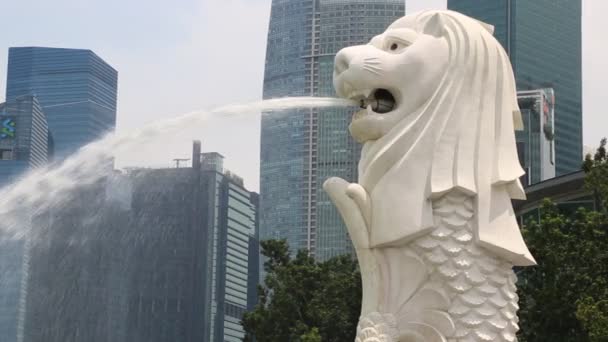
[334,48,352,76]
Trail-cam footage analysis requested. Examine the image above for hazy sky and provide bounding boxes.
[0,0,604,191]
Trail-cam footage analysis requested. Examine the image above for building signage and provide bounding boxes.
[541,88,555,141]
[0,117,16,139]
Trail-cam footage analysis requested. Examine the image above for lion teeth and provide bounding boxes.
[354,108,367,120]
[347,89,374,101]
[353,105,374,120]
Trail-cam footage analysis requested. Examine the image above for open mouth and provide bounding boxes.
[347,88,397,115]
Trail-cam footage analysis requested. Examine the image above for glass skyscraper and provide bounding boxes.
[22,142,259,342]
[0,95,48,342]
[447,0,582,176]
[2,47,115,341]
[261,0,405,261]
[125,147,258,342]
[0,95,48,185]
[6,47,118,161]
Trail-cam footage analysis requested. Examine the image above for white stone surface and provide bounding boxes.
[325,10,535,342]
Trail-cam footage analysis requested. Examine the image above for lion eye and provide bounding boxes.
[390,43,399,51]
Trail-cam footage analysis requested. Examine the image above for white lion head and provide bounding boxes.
[334,13,450,144]
[333,10,535,266]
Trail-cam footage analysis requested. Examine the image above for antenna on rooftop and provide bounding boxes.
[173,158,190,168]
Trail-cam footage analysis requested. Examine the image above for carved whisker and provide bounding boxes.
[363,66,382,76]
[364,64,383,71]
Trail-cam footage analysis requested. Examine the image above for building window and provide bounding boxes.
[0,149,13,160]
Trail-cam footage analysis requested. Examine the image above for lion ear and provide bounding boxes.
[423,13,447,37]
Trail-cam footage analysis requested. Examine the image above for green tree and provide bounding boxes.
[583,137,608,211]
[242,240,361,342]
[300,327,322,342]
[517,140,608,341]
[576,296,608,342]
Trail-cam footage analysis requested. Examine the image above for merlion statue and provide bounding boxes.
[324,10,536,342]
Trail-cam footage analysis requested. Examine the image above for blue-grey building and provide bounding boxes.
[261,0,405,261]
[22,142,259,342]
[447,0,583,176]
[23,179,129,342]
[0,95,48,342]
[0,96,48,342]
[126,145,258,342]
[0,95,49,186]
[6,47,117,160]
[517,89,556,186]
[209,171,258,341]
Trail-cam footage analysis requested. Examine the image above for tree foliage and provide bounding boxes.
[242,240,361,342]
[517,201,608,341]
[517,140,608,341]
[576,296,608,342]
[583,137,608,211]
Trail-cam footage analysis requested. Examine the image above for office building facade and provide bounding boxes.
[517,88,556,186]
[206,169,258,341]
[261,0,405,260]
[126,145,258,342]
[447,0,582,175]
[6,47,118,160]
[0,95,48,185]
[23,142,259,342]
[23,179,130,342]
[0,95,48,342]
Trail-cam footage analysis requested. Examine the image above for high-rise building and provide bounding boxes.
[0,95,48,185]
[517,89,556,186]
[447,0,582,176]
[0,95,48,342]
[23,142,259,342]
[126,145,259,342]
[0,235,30,342]
[261,0,405,261]
[6,47,118,160]
[23,179,131,342]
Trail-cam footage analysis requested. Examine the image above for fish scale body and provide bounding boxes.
[411,191,520,342]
